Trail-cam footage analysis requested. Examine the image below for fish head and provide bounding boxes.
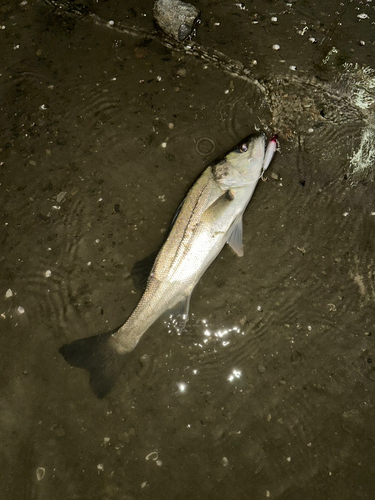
[212,133,266,188]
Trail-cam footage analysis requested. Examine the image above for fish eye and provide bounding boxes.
[239,143,248,153]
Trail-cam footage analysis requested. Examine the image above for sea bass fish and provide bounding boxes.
[60,132,278,398]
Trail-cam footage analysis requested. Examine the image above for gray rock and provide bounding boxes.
[153,0,200,42]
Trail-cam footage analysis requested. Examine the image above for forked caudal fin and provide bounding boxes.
[59,329,127,399]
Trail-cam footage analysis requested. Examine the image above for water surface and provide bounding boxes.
[1,1,375,498]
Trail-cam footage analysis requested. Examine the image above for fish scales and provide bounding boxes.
[59,133,278,398]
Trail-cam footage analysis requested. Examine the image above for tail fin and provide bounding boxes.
[59,330,127,398]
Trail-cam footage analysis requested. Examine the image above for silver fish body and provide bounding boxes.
[60,132,277,397]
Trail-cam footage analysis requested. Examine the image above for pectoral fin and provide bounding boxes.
[201,190,234,222]
[227,214,244,256]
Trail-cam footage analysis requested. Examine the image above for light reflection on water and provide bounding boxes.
[165,314,247,391]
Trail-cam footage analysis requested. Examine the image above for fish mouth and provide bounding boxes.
[242,132,267,163]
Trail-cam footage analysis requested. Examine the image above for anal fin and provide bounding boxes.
[166,294,191,333]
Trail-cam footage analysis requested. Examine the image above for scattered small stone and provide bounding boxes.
[56,192,67,203]
[5,288,13,298]
[145,451,158,461]
[176,67,187,77]
[36,467,45,481]
[272,44,280,50]
[222,457,229,467]
[17,306,25,314]
[258,364,266,374]
[45,270,52,278]
[270,172,280,180]
[239,316,247,325]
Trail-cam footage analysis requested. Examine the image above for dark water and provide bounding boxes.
[1,1,375,498]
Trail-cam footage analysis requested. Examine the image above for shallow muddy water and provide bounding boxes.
[1,1,375,499]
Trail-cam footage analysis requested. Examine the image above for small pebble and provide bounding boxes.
[56,192,67,203]
[176,68,187,78]
[5,288,13,298]
[36,467,45,481]
[258,364,267,374]
[18,306,25,314]
[45,270,51,278]
[272,44,280,50]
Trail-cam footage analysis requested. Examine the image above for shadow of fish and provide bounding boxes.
[59,132,278,398]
